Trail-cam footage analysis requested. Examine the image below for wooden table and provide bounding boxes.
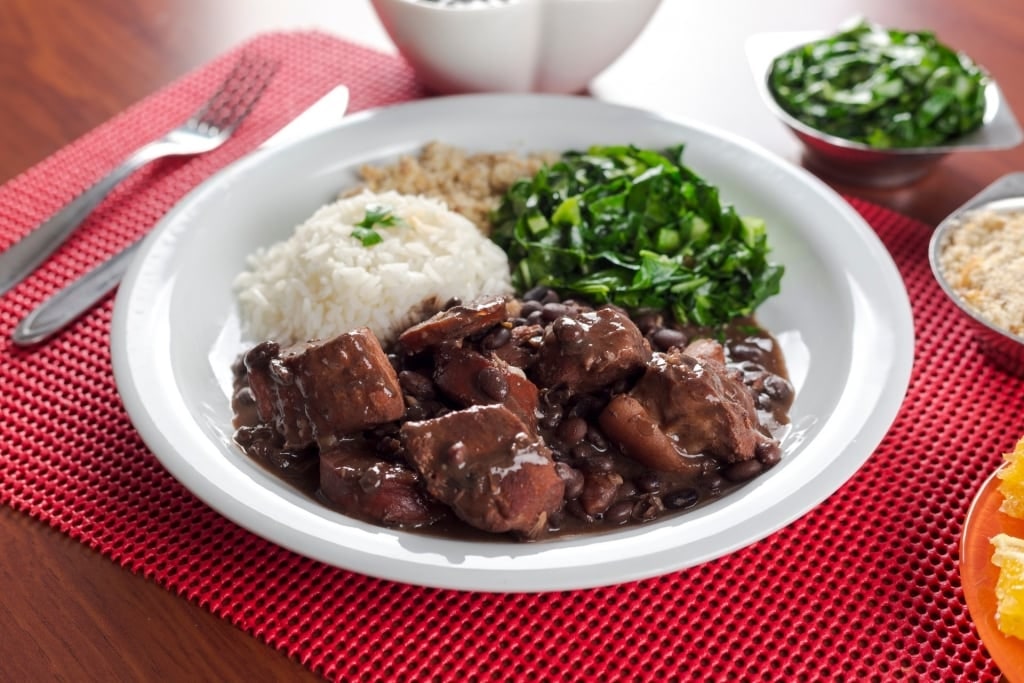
[2,0,1021,679]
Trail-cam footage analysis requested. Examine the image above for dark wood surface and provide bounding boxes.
[2,1,1023,680]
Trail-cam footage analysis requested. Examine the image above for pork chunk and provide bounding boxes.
[433,343,540,431]
[398,295,508,354]
[256,328,405,450]
[320,439,441,528]
[485,323,544,370]
[600,344,773,468]
[244,340,314,450]
[532,307,650,394]
[400,404,564,538]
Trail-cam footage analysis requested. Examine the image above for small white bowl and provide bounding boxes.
[370,0,662,94]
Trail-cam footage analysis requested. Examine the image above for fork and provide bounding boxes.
[0,52,278,297]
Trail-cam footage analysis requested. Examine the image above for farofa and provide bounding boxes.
[347,141,557,233]
[939,209,1024,337]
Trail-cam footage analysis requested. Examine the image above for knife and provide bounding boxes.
[11,85,350,347]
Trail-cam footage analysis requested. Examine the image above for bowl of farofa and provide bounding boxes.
[930,173,1024,376]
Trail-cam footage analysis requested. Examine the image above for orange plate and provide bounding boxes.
[961,468,1024,683]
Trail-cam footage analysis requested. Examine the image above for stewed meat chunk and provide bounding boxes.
[400,404,565,538]
[433,343,540,431]
[531,307,651,395]
[483,323,544,371]
[599,394,713,475]
[244,340,315,451]
[601,342,775,469]
[245,328,404,450]
[681,337,727,364]
[398,295,509,354]
[320,439,442,528]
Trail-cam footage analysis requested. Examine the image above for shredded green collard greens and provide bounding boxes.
[768,19,988,148]
[491,145,783,327]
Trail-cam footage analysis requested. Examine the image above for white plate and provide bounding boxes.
[111,94,914,592]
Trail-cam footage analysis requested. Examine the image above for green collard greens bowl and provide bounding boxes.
[747,28,1022,187]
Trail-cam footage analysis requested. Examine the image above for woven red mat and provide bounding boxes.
[2,31,1022,682]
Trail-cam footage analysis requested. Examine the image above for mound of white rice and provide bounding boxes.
[234,190,513,346]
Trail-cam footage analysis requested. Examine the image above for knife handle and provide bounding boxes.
[11,241,140,346]
[0,151,159,298]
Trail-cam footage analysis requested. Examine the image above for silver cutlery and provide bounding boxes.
[0,52,279,298]
[12,85,351,347]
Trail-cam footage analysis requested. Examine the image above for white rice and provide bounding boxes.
[233,190,513,346]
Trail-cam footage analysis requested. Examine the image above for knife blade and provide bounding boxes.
[12,85,350,347]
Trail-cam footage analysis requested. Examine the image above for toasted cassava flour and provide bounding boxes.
[939,209,1024,337]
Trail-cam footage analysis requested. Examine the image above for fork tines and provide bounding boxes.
[190,53,280,135]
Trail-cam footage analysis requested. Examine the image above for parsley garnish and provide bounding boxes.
[352,204,402,246]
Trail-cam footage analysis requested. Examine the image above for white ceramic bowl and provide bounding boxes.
[370,0,662,94]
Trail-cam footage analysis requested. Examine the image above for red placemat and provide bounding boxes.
[2,31,1023,682]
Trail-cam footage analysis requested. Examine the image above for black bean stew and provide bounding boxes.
[231,288,794,542]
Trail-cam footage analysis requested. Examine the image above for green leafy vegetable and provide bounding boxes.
[767,19,989,148]
[490,145,784,327]
[352,204,402,246]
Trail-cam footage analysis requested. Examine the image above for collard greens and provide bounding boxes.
[490,145,783,327]
[768,20,988,148]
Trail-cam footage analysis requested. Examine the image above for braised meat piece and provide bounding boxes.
[483,323,544,370]
[246,328,405,450]
[682,337,726,364]
[433,343,540,431]
[288,328,405,447]
[599,394,711,475]
[579,471,624,517]
[400,404,565,538]
[244,341,314,450]
[600,342,775,470]
[320,439,441,528]
[398,295,509,354]
[531,307,650,395]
